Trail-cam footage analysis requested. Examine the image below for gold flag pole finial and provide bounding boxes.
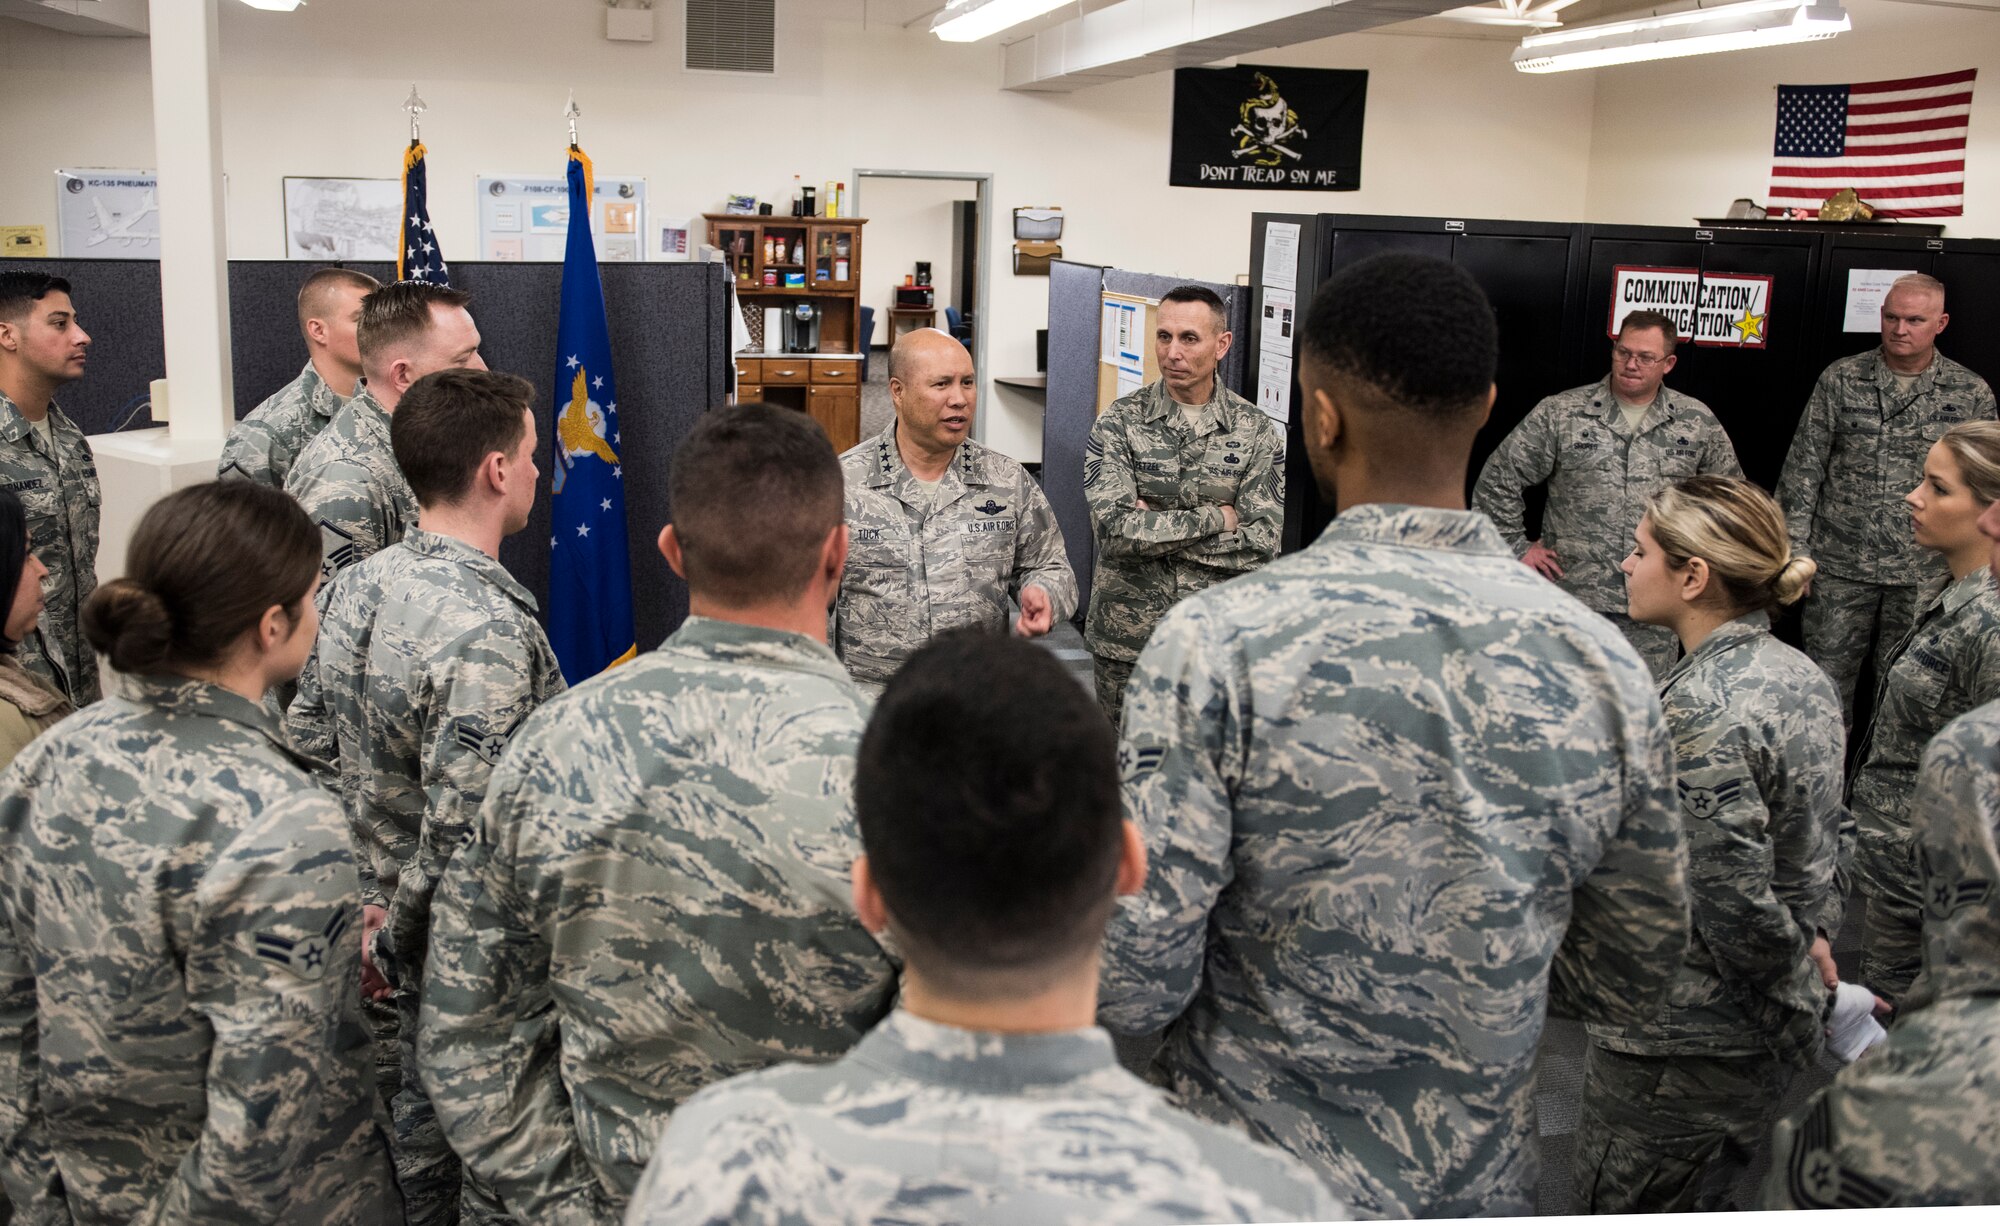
[403,84,427,146]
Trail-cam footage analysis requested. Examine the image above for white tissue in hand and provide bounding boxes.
[1826,981,1888,1063]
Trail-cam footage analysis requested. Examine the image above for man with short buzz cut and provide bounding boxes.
[1099,253,1689,1219]
[287,279,486,584]
[1779,272,1997,727]
[1475,308,1742,678]
[834,327,1076,691]
[0,271,100,706]
[1085,284,1282,726]
[289,367,563,1226]
[219,266,380,488]
[421,403,897,1225]
[624,629,1343,1226]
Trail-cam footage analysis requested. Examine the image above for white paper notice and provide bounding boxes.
[1116,365,1145,397]
[1101,302,1121,363]
[1844,268,1920,332]
[1262,221,1300,291]
[1259,287,1296,355]
[1257,352,1293,424]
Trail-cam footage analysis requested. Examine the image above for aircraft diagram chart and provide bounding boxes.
[55,169,161,258]
[283,177,400,261]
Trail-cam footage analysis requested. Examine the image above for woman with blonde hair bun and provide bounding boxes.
[1569,474,1847,1214]
[1848,419,2000,1002]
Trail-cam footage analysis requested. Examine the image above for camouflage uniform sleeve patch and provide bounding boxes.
[1781,1095,1895,1209]
[1677,778,1744,821]
[251,906,353,982]
[451,718,511,767]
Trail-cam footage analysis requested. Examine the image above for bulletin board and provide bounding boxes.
[1095,291,1162,414]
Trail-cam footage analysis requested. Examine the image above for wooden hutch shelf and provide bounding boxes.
[707,213,868,451]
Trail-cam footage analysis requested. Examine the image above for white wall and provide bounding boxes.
[0,0,1605,459]
[1584,1,2000,233]
[856,175,970,348]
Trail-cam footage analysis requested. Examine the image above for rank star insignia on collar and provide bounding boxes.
[972,499,1006,516]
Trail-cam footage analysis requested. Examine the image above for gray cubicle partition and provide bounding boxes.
[0,257,733,651]
[1041,260,1250,622]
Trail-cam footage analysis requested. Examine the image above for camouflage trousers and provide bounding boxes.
[1093,654,1135,731]
[1856,872,1920,1004]
[1570,1043,1791,1214]
[1802,574,1923,730]
[1602,611,1680,681]
[392,992,492,1226]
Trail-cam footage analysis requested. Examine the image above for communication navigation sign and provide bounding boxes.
[1610,266,1774,349]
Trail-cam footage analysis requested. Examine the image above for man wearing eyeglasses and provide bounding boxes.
[1475,310,1742,677]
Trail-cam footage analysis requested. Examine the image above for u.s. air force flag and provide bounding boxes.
[1171,64,1366,191]
[549,145,636,683]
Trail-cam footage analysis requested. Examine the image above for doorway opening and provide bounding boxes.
[851,169,990,442]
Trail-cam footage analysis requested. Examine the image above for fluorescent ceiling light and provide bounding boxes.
[1512,0,1848,73]
[931,0,1072,43]
[238,0,305,10]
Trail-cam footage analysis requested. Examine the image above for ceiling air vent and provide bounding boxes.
[686,0,776,74]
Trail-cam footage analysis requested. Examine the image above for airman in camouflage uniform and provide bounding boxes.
[0,675,398,1223]
[1098,503,1689,1219]
[420,617,898,1224]
[1778,280,1997,726]
[835,418,1076,689]
[287,384,419,584]
[1101,255,1690,1219]
[1847,564,2000,1000]
[219,360,347,489]
[219,268,376,490]
[289,527,564,1226]
[1762,696,2000,1209]
[0,272,101,707]
[624,1009,1343,1226]
[1570,613,1845,1213]
[1475,322,1741,679]
[1084,377,1283,725]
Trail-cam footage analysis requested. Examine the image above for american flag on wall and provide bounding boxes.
[1768,69,1976,219]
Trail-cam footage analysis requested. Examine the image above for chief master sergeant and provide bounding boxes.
[834,328,1076,690]
[1475,308,1741,677]
[1777,272,1997,727]
[1085,284,1282,726]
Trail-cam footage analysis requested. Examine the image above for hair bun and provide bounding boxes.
[1771,556,1817,609]
[81,577,174,675]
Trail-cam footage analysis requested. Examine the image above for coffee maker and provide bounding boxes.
[782,301,822,354]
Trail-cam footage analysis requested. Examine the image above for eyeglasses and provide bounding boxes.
[1612,344,1669,368]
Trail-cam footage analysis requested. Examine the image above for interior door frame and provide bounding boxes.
[851,168,994,444]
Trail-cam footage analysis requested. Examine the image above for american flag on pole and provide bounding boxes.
[1769,70,1976,219]
[398,141,451,285]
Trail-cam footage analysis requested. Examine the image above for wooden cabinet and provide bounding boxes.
[809,385,860,451]
[707,214,867,355]
[732,356,864,452]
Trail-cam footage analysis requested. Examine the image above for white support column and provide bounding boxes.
[92,0,235,584]
[146,0,233,441]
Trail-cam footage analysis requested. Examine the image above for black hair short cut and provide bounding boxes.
[668,403,842,606]
[1160,284,1228,332]
[856,630,1123,992]
[1299,253,1497,418]
[391,368,535,507]
[0,273,73,324]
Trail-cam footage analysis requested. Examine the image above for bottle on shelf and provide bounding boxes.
[824,180,839,219]
[791,173,802,217]
[792,238,804,264]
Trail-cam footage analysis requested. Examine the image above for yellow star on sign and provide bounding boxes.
[1732,309,1767,343]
